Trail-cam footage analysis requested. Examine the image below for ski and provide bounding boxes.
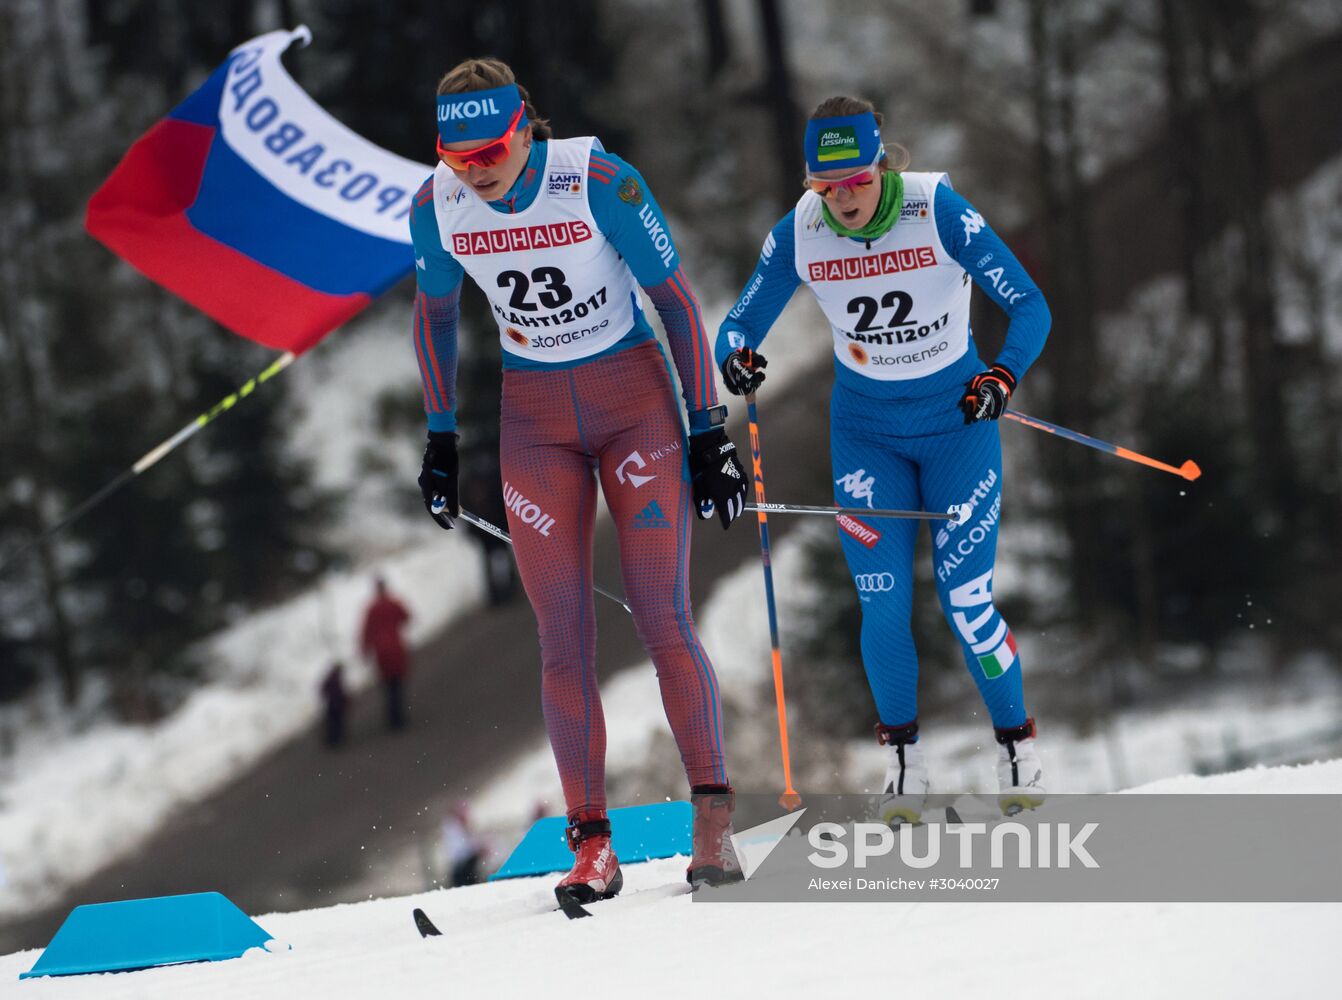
[555,888,593,920]
[554,879,697,918]
[413,879,695,934]
[412,907,442,938]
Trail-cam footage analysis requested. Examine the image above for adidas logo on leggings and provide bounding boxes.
[633,500,671,529]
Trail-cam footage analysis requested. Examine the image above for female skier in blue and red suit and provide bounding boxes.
[411,58,747,903]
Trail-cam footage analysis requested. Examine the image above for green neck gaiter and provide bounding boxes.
[821,171,904,240]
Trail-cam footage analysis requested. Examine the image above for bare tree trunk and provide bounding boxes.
[0,3,81,704]
[700,0,731,83]
[756,0,801,212]
[1157,0,1227,387]
[1027,0,1103,621]
[1211,2,1291,516]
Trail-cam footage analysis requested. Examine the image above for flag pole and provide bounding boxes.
[0,351,296,574]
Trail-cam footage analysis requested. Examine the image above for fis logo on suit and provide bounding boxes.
[835,469,876,508]
[856,573,897,593]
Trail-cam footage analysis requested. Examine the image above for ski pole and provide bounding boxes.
[744,393,803,811]
[437,505,633,616]
[0,351,297,575]
[746,501,971,524]
[1004,410,1201,481]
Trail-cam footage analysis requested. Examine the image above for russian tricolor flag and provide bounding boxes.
[86,27,432,354]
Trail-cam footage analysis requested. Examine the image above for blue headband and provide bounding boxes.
[804,112,883,173]
[436,84,525,143]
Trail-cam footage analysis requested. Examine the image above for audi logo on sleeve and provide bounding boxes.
[855,572,897,593]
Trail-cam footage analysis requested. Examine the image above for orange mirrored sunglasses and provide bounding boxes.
[436,105,526,170]
[804,150,884,198]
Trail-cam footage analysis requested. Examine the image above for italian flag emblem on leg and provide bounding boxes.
[977,631,1017,679]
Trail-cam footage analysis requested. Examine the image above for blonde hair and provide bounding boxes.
[436,57,552,140]
[808,95,910,173]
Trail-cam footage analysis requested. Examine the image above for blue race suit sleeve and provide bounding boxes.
[587,150,720,432]
[932,182,1051,379]
[410,177,465,433]
[714,212,801,368]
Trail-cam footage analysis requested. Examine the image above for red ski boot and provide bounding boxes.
[555,814,623,907]
[687,785,744,887]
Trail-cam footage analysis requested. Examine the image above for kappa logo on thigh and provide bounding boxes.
[835,469,876,508]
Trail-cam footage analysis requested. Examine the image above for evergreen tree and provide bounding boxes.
[0,1,331,710]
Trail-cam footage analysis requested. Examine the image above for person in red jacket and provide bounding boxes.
[361,578,412,730]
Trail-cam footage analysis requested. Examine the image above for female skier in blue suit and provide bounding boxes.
[717,96,1051,820]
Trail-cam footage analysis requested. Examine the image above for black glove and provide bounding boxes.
[720,348,768,396]
[687,428,748,529]
[417,431,459,529]
[960,364,1017,424]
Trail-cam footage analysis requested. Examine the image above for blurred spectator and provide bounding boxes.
[318,661,348,748]
[360,577,412,731]
[441,800,485,887]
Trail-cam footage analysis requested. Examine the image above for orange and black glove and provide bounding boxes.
[960,364,1016,424]
[720,348,768,396]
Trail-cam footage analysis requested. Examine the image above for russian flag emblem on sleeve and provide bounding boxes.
[86,26,432,354]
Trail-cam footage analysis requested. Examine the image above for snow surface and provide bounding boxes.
[2,759,1338,998]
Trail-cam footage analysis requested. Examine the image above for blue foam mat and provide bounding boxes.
[21,891,274,979]
[491,800,692,880]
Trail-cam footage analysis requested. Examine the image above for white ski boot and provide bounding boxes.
[876,721,929,826]
[995,717,1045,815]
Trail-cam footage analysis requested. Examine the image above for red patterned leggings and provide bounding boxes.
[500,342,728,819]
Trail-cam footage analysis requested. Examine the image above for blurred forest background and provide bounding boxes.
[2,0,1342,744]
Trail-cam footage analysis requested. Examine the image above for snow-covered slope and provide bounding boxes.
[3,759,1338,999]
